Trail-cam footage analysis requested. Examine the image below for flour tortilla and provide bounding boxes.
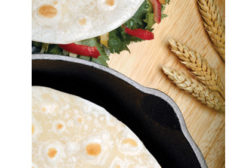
[32,86,161,168]
[32,0,144,44]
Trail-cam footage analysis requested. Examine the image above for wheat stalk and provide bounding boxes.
[162,66,225,112]
[168,39,225,98]
[197,0,225,61]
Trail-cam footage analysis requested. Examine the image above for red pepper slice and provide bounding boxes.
[59,43,100,58]
[124,27,154,40]
[149,0,162,24]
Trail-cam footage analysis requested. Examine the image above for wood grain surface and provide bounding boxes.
[108,0,225,167]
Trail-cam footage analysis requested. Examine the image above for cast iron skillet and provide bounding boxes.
[32,54,207,168]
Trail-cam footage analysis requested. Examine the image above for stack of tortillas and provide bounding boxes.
[32,86,161,168]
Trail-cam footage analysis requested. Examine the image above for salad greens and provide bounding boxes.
[32,0,170,66]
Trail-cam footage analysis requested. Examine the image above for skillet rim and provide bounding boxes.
[32,54,207,168]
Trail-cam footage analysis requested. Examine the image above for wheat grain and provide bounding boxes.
[168,39,225,98]
[197,0,225,61]
[162,66,225,112]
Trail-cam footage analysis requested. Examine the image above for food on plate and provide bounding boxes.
[32,86,161,168]
[32,0,170,66]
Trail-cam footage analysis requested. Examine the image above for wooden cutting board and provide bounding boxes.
[108,0,225,167]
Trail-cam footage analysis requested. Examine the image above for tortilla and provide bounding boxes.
[32,86,161,168]
[32,0,144,44]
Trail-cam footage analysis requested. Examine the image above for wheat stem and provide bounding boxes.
[162,66,225,112]
[197,0,225,61]
[168,39,225,98]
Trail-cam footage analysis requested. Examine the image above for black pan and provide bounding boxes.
[32,54,207,168]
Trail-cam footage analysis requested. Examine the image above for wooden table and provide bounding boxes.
[108,0,225,167]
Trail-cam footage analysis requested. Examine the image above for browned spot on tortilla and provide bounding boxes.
[122,138,138,147]
[79,18,86,25]
[86,143,101,156]
[47,148,57,158]
[41,107,46,112]
[38,5,57,18]
[77,117,82,123]
[32,125,34,134]
[105,0,114,6]
[42,93,53,101]
[56,123,63,130]
[115,165,121,168]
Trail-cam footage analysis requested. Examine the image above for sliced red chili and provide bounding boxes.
[149,0,162,24]
[124,27,154,40]
[59,43,100,58]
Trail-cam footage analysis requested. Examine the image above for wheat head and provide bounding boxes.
[162,66,225,112]
[168,39,225,98]
[197,0,225,61]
